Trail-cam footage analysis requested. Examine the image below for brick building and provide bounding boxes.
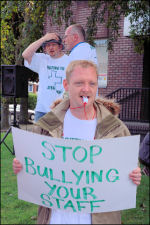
[43,1,145,97]
[28,81,38,94]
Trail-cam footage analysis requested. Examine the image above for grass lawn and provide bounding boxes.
[1,133,37,224]
[1,132,149,224]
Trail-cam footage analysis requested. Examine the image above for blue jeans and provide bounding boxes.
[34,111,46,122]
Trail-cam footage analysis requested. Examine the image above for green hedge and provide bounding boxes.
[1,96,20,104]
[28,93,37,110]
[1,93,37,110]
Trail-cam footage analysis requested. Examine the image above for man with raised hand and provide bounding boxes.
[22,33,69,122]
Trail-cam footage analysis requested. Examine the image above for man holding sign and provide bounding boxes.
[13,60,141,224]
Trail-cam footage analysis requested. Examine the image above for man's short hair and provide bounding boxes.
[66,60,98,81]
[70,24,85,40]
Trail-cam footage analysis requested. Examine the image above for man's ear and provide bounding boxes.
[63,79,69,91]
[74,33,79,42]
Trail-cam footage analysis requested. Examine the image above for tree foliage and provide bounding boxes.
[1,0,73,67]
[1,0,149,65]
[1,0,73,124]
[128,0,150,53]
[86,0,150,53]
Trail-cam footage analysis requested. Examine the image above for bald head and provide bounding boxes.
[64,24,86,51]
[68,24,85,41]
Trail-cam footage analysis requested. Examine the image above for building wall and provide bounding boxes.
[28,82,38,94]
[103,16,143,96]
[44,1,143,97]
[33,83,37,93]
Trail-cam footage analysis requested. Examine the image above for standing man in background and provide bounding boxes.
[51,24,99,110]
[63,24,97,65]
[22,33,69,122]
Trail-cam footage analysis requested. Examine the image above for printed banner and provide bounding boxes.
[12,127,140,214]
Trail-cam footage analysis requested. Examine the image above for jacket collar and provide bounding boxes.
[36,98,121,138]
[36,98,69,133]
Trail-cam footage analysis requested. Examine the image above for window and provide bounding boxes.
[123,1,149,37]
[28,84,33,92]
[95,39,108,88]
[36,84,38,92]
[123,15,147,36]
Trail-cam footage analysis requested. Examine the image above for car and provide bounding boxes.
[9,104,35,121]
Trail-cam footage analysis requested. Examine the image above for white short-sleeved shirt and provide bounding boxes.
[24,53,69,113]
[50,109,97,224]
[69,42,98,65]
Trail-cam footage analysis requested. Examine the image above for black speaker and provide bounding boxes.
[1,65,37,98]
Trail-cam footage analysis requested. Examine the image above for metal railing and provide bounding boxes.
[106,88,150,122]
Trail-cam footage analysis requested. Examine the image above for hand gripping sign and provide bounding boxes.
[12,127,140,214]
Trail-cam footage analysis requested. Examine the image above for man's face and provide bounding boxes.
[63,27,75,51]
[63,65,98,108]
[45,42,62,58]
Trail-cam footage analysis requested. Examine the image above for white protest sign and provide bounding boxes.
[12,127,140,214]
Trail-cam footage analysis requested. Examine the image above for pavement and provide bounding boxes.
[1,121,35,133]
[19,123,34,132]
[19,121,149,143]
[2,120,149,143]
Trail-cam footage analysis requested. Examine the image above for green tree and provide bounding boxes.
[86,0,150,53]
[1,0,149,128]
[1,0,73,127]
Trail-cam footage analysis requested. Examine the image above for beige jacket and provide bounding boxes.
[34,97,130,224]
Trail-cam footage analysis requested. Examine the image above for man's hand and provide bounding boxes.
[50,98,62,109]
[43,33,59,42]
[13,158,22,174]
[22,32,59,64]
[129,167,141,185]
